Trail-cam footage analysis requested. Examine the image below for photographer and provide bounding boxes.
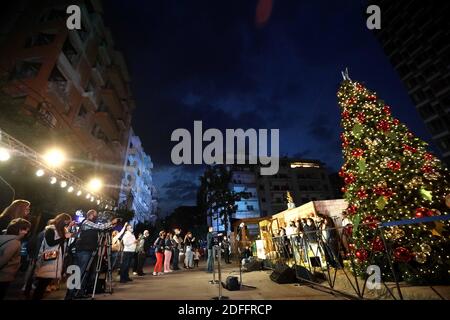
[65,209,118,299]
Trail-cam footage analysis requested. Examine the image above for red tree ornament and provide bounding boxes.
[403,144,417,154]
[368,94,377,101]
[347,204,358,215]
[352,148,364,158]
[341,186,347,193]
[342,110,350,119]
[357,188,368,199]
[344,173,356,185]
[372,237,385,252]
[383,105,391,115]
[357,112,366,123]
[393,119,400,126]
[355,249,368,262]
[363,215,379,229]
[394,247,412,263]
[377,120,391,132]
[387,160,401,171]
[421,165,434,174]
[424,153,434,161]
[415,207,434,219]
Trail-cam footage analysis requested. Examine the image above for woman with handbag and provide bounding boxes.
[33,213,73,300]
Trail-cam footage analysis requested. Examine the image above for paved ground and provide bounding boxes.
[43,260,344,300]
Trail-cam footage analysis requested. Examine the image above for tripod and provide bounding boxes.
[78,231,114,299]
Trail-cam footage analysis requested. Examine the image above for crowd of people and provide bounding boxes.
[272,215,347,269]
[0,199,232,300]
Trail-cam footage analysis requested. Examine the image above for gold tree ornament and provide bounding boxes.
[420,243,432,255]
[414,252,427,264]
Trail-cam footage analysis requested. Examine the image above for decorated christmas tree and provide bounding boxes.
[337,75,450,284]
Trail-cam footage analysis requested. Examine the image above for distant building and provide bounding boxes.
[0,0,135,200]
[207,157,334,233]
[257,158,334,216]
[371,0,450,166]
[119,129,156,225]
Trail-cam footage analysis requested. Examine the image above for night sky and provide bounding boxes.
[103,0,435,216]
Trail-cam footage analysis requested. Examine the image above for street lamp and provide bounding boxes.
[87,178,103,192]
[60,180,67,188]
[0,148,11,162]
[67,186,74,193]
[36,169,45,177]
[50,177,57,184]
[43,148,66,167]
[76,190,82,196]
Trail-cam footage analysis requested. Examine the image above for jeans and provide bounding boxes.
[120,252,134,282]
[65,250,93,299]
[172,248,180,270]
[207,248,214,272]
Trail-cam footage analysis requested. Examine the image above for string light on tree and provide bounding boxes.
[337,76,450,284]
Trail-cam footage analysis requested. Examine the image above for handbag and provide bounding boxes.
[43,249,59,261]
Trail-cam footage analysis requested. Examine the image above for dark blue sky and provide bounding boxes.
[103,0,435,216]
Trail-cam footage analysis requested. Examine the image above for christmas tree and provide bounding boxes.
[337,76,450,284]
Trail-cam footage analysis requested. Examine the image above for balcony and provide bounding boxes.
[91,64,105,87]
[95,111,119,140]
[47,81,70,112]
[73,115,90,130]
[100,88,123,118]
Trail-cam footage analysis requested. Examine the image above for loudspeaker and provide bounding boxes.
[224,276,240,291]
[243,259,262,272]
[294,265,314,283]
[270,264,296,284]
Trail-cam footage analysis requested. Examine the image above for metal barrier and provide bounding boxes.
[263,215,450,300]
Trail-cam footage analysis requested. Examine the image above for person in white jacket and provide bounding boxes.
[119,224,137,283]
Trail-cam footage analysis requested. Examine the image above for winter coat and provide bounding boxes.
[0,235,21,282]
[34,226,66,279]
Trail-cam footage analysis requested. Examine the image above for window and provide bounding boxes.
[91,124,109,144]
[62,38,78,65]
[259,185,265,190]
[98,101,109,113]
[247,205,254,211]
[261,198,266,203]
[10,60,42,80]
[78,105,88,118]
[428,119,445,135]
[25,32,55,48]
[440,136,450,150]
